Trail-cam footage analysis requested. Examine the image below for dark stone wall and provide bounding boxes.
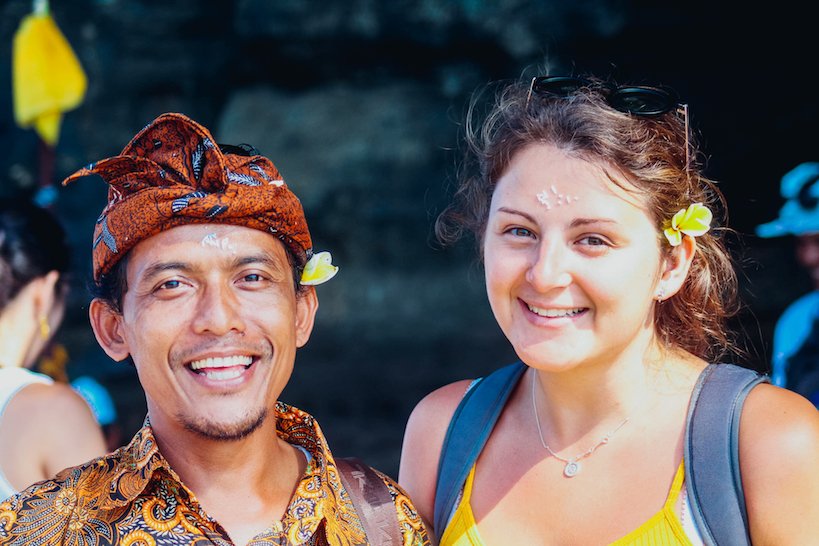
[1,0,816,476]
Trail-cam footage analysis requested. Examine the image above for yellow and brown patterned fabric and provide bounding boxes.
[0,402,429,546]
[62,112,313,281]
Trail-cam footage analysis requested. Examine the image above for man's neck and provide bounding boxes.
[149,413,307,545]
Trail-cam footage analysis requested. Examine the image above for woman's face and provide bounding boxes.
[483,143,666,372]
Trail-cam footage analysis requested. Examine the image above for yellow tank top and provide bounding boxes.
[439,463,692,546]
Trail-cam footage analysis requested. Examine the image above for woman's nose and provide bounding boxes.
[525,242,572,291]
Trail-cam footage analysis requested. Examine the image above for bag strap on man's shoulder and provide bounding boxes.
[432,361,768,546]
[336,456,403,546]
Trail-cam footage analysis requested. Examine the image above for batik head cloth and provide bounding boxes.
[62,113,312,281]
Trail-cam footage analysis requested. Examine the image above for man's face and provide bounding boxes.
[796,233,819,289]
[90,224,317,441]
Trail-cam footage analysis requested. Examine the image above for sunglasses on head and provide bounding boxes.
[526,76,684,117]
[526,75,692,174]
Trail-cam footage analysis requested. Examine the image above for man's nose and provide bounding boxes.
[192,284,246,335]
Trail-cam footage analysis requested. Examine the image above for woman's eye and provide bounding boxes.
[578,235,608,246]
[509,227,534,238]
[243,273,263,282]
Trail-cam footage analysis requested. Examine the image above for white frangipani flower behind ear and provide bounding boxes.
[300,251,339,286]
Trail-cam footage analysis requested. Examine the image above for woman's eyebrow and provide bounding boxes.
[495,207,618,228]
[570,218,618,228]
[496,207,537,223]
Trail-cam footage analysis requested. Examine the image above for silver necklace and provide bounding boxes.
[530,371,629,478]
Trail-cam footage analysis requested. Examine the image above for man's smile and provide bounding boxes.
[187,354,255,381]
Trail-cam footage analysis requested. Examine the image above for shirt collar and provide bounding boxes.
[98,402,362,543]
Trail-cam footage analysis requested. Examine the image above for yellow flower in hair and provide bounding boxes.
[300,251,339,285]
[663,203,713,247]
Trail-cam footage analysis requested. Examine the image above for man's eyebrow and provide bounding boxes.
[140,262,192,281]
[232,254,285,269]
[138,254,285,282]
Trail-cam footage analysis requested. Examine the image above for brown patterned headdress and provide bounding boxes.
[63,113,312,281]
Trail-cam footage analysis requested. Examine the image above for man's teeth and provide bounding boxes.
[527,305,585,318]
[189,355,253,371]
[200,368,244,381]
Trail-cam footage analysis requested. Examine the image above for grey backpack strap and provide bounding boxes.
[433,362,527,535]
[684,363,769,546]
[337,457,402,546]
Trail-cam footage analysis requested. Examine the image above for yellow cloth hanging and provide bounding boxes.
[12,0,87,146]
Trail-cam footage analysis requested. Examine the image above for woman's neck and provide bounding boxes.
[0,299,39,369]
[530,339,699,438]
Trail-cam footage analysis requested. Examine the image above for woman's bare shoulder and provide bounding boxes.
[15,381,107,464]
[399,379,474,530]
[740,384,819,544]
[401,379,475,467]
[409,380,475,427]
[12,380,92,416]
[740,383,819,460]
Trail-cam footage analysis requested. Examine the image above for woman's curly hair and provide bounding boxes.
[436,76,740,362]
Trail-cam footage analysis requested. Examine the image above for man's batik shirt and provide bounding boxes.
[0,402,429,545]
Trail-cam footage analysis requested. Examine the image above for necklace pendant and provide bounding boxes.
[563,460,581,478]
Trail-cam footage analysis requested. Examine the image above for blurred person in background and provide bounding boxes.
[756,162,819,405]
[70,374,122,451]
[34,308,123,451]
[0,199,107,499]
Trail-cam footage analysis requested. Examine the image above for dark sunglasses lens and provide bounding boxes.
[608,87,676,116]
[532,76,587,97]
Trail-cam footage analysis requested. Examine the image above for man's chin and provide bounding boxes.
[180,409,267,441]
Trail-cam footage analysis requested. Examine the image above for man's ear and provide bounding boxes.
[89,299,131,362]
[658,234,697,298]
[294,286,319,348]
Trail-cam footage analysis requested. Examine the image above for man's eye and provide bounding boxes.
[159,280,181,290]
[243,274,263,282]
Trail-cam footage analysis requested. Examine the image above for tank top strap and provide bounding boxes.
[439,465,484,546]
[663,462,686,511]
[462,464,477,499]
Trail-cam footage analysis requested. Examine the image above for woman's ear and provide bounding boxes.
[658,235,697,299]
[89,299,131,362]
[32,270,61,318]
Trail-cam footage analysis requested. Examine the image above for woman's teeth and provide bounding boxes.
[527,305,585,318]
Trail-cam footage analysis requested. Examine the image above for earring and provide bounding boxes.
[655,287,666,302]
[39,316,51,340]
